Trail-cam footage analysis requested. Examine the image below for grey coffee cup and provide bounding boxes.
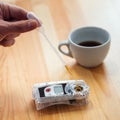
[58,26,111,68]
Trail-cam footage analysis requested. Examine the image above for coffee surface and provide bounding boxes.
[78,41,101,47]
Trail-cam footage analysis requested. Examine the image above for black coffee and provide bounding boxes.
[78,41,101,47]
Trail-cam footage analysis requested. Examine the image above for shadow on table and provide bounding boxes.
[29,99,93,115]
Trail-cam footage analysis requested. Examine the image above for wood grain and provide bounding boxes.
[0,0,120,120]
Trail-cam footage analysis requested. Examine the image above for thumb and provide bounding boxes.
[8,19,39,33]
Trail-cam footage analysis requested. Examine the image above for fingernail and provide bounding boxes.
[27,12,42,27]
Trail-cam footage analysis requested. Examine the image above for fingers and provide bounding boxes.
[8,19,39,33]
[0,19,38,46]
[5,33,20,39]
[0,2,28,20]
[0,33,20,47]
[0,2,41,33]
[0,2,42,47]
[8,4,28,20]
[0,39,15,47]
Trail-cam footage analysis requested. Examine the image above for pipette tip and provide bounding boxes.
[65,65,73,75]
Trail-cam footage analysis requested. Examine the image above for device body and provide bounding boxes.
[32,80,89,110]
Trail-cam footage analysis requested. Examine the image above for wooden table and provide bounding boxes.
[1,0,120,120]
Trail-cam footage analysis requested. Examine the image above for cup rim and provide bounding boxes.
[68,26,111,48]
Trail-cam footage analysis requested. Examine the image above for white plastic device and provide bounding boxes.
[32,80,89,110]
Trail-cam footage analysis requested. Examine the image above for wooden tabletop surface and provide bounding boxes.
[1,0,120,120]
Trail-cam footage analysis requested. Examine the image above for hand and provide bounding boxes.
[0,2,41,47]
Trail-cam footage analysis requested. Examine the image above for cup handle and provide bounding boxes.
[58,40,73,57]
